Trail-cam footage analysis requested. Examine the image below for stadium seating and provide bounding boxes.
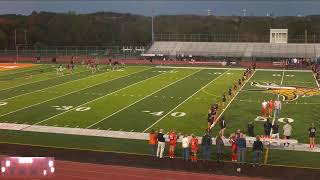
[147,41,320,58]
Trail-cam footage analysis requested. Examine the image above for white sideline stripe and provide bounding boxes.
[0,122,316,153]
[85,69,201,129]
[31,68,169,127]
[0,67,87,92]
[211,70,256,129]
[143,70,229,133]
[156,66,312,72]
[1,68,91,101]
[0,67,150,119]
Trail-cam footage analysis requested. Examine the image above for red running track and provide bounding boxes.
[51,160,265,180]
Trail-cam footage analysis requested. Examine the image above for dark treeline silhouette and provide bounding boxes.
[1,11,320,49]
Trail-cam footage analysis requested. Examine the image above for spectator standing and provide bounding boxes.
[235,129,241,139]
[201,132,212,163]
[274,100,282,118]
[149,129,157,156]
[309,123,317,149]
[216,134,225,163]
[247,122,254,137]
[283,120,292,147]
[156,129,166,158]
[219,117,226,138]
[182,135,190,161]
[169,130,178,159]
[252,136,264,167]
[237,133,247,165]
[229,134,237,162]
[264,119,272,137]
[261,100,268,117]
[271,121,280,140]
[268,99,274,117]
[191,135,199,163]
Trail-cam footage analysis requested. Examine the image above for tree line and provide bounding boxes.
[0,11,320,49]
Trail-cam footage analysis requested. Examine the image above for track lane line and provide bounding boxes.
[143,70,229,133]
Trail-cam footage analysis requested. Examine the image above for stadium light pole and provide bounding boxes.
[151,8,154,43]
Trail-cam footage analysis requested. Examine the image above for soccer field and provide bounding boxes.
[0,64,319,144]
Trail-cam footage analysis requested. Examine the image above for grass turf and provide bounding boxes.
[223,70,320,143]
[0,65,319,169]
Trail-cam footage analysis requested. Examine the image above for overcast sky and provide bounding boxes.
[0,0,319,16]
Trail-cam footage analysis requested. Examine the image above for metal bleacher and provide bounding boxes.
[147,41,320,58]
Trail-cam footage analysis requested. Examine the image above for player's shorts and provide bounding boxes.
[309,134,316,138]
[170,142,177,146]
[285,136,290,139]
[222,98,226,102]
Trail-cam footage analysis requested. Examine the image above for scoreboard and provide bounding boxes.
[1,157,55,178]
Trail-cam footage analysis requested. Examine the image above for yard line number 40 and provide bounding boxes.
[52,105,91,112]
[142,111,186,117]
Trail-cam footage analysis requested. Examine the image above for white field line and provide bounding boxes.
[0,67,81,92]
[1,122,314,153]
[156,66,312,72]
[270,70,285,135]
[313,73,320,89]
[86,69,201,129]
[0,67,150,119]
[143,70,229,133]
[31,68,173,127]
[1,68,92,101]
[211,70,256,129]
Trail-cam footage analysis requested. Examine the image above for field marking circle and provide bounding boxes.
[254,116,267,122]
[278,118,294,123]
[171,112,186,117]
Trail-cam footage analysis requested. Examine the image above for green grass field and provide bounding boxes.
[0,64,320,169]
[0,64,319,143]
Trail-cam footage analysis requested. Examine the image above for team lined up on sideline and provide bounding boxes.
[56,56,126,75]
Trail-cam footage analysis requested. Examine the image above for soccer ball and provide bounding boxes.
[236,168,241,173]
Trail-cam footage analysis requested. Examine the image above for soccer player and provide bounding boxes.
[57,64,63,75]
[238,79,242,86]
[233,84,237,94]
[274,99,282,118]
[261,100,268,117]
[219,117,226,138]
[283,120,292,147]
[271,121,280,140]
[212,102,219,124]
[169,130,177,159]
[149,129,157,156]
[268,99,274,117]
[264,118,272,137]
[228,87,232,99]
[190,135,198,163]
[222,93,226,110]
[229,133,237,162]
[309,123,317,149]
[207,109,214,131]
